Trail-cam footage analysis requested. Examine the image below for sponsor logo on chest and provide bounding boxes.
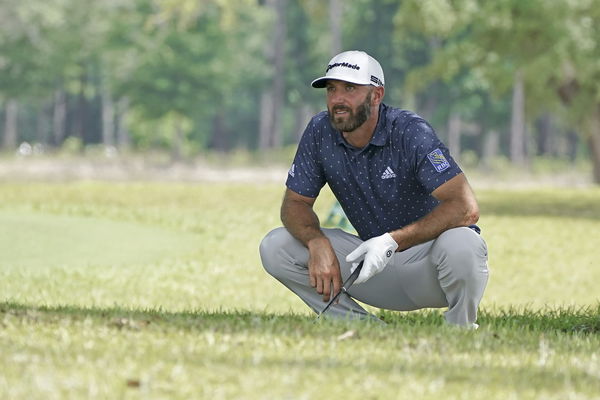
[381,166,397,179]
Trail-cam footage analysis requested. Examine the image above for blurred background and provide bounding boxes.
[1,0,599,184]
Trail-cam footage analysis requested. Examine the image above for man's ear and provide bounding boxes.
[371,86,385,106]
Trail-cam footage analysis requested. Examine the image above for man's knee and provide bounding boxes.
[259,227,297,277]
[432,227,488,281]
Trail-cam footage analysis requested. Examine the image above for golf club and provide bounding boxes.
[315,260,364,320]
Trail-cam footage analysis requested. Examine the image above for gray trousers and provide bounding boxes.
[259,227,489,327]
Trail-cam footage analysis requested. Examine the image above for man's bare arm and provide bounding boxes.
[389,173,479,251]
[280,189,323,246]
[281,188,342,301]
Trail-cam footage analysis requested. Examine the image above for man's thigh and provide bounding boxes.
[325,229,448,311]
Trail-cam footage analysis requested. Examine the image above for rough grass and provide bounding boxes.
[1,182,600,399]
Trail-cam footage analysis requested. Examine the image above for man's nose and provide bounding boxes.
[329,90,346,105]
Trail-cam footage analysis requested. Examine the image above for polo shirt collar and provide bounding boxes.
[333,103,390,148]
[369,103,389,146]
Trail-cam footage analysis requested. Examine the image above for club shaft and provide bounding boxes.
[316,261,363,318]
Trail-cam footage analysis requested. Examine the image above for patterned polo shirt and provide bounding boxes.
[285,103,462,241]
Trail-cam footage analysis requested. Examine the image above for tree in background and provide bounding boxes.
[395,0,600,182]
[109,0,269,158]
[0,0,65,148]
[551,0,600,183]
[258,0,287,150]
[0,0,131,150]
[0,0,599,183]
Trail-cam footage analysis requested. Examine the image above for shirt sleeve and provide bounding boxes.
[285,119,326,198]
[405,119,462,194]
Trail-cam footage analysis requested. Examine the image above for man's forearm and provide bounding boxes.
[390,198,478,251]
[390,173,479,251]
[280,197,326,248]
[280,190,342,299]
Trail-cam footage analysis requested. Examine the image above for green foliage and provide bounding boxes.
[106,1,265,151]
[1,0,600,176]
[397,0,600,128]
[59,136,84,154]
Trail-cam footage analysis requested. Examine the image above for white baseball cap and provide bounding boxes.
[311,50,385,88]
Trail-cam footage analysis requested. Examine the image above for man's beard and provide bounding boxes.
[328,91,372,132]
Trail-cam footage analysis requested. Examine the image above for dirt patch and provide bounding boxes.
[0,155,593,187]
[0,156,289,183]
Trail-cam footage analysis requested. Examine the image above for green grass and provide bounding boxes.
[1,182,600,399]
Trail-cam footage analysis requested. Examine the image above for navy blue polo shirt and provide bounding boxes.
[286,103,462,240]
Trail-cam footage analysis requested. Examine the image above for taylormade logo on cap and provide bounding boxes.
[311,50,385,88]
[326,62,360,73]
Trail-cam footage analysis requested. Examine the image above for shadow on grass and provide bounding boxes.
[2,301,599,335]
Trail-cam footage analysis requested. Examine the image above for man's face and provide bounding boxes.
[326,80,374,133]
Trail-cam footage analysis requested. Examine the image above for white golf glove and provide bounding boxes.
[346,233,398,284]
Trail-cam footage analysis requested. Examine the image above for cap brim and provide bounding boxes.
[311,77,328,88]
[311,76,374,88]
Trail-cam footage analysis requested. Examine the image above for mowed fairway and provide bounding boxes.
[1,181,600,399]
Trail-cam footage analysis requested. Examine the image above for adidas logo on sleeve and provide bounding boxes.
[381,166,397,179]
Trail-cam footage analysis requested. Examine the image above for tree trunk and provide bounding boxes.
[74,71,87,146]
[510,69,526,165]
[53,90,67,146]
[210,111,229,152]
[259,92,274,149]
[535,113,552,156]
[566,130,578,162]
[587,106,600,184]
[116,97,130,149]
[36,104,51,146]
[329,0,342,54]
[294,104,314,142]
[419,92,438,128]
[171,115,185,162]
[2,99,18,149]
[258,0,287,149]
[101,80,115,147]
[447,112,461,162]
[482,130,499,170]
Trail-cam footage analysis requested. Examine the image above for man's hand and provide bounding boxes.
[280,188,343,301]
[307,236,342,301]
[346,233,398,284]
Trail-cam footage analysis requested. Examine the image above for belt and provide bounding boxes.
[468,224,481,234]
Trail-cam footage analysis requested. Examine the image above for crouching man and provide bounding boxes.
[259,50,489,328]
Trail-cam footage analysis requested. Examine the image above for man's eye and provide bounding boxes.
[345,85,355,91]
